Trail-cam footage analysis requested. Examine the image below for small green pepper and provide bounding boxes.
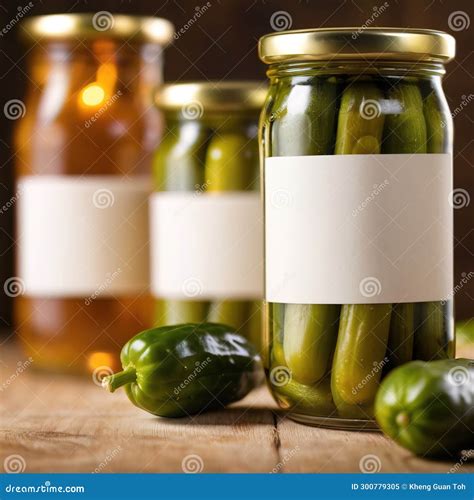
[103,323,262,418]
[375,358,474,457]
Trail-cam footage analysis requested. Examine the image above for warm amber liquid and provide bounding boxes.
[14,41,162,373]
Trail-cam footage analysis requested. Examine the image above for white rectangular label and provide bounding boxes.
[265,154,453,304]
[17,176,151,297]
[150,192,263,300]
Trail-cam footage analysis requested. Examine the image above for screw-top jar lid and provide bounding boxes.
[259,28,455,64]
[155,82,268,114]
[21,13,174,44]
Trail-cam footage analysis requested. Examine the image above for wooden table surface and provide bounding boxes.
[1,340,472,474]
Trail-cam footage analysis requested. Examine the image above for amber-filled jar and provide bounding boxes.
[14,14,173,374]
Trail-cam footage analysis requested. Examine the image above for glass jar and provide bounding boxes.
[14,14,173,374]
[150,82,267,348]
[259,28,456,429]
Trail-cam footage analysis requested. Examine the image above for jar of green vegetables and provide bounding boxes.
[150,82,267,348]
[259,28,456,429]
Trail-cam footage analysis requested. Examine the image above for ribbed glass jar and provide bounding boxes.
[259,28,455,429]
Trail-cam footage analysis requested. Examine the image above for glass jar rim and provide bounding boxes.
[21,13,174,45]
[259,27,455,65]
[154,81,268,113]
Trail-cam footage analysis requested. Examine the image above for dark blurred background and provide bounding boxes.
[0,0,473,327]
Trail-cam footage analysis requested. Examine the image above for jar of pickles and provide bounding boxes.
[259,28,455,428]
[15,14,173,373]
[150,82,267,347]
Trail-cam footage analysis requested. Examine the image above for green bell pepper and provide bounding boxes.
[103,323,262,418]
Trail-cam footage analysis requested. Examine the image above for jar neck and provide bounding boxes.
[27,39,163,90]
[165,111,259,130]
[267,60,446,81]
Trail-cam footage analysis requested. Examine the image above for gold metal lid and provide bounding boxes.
[259,28,455,64]
[21,13,174,44]
[155,82,268,114]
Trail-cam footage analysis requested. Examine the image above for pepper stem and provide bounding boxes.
[102,368,136,393]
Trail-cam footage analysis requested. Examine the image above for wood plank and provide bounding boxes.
[2,340,473,473]
[277,417,473,473]
[0,342,279,473]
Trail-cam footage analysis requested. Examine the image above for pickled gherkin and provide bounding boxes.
[205,133,257,191]
[153,120,210,325]
[331,304,391,416]
[271,302,286,366]
[273,376,336,415]
[414,301,453,360]
[283,304,339,385]
[205,132,259,331]
[380,82,426,374]
[382,82,427,153]
[331,82,392,418]
[415,90,454,360]
[424,92,445,153]
[272,78,338,156]
[387,303,415,369]
[154,300,208,326]
[152,121,208,191]
[267,77,341,411]
[335,82,384,155]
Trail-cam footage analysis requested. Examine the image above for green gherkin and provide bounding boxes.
[204,133,257,191]
[335,82,385,154]
[274,376,336,415]
[152,121,208,191]
[152,120,210,325]
[387,303,415,369]
[382,82,427,153]
[414,302,453,360]
[331,82,392,418]
[380,82,429,373]
[154,300,208,327]
[269,77,340,406]
[331,303,392,418]
[424,92,445,153]
[204,130,259,333]
[283,303,340,385]
[273,78,338,156]
[418,91,452,361]
[271,303,286,366]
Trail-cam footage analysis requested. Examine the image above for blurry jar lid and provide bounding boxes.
[155,81,268,115]
[21,13,174,44]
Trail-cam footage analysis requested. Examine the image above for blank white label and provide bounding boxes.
[150,192,263,300]
[265,154,453,304]
[17,176,151,297]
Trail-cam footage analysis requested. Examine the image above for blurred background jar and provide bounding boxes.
[14,13,173,374]
[151,82,266,349]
